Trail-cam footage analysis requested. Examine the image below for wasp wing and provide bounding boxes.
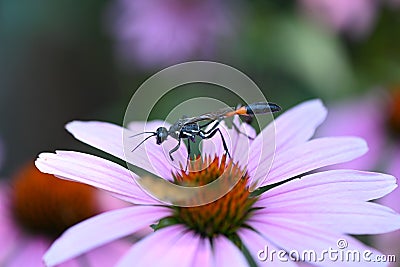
[182,106,237,125]
[181,102,281,125]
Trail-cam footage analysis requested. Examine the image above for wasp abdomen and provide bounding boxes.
[245,102,281,115]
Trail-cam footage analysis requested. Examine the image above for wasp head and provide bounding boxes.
[156,127,169,145]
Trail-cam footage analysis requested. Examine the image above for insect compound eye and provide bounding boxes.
[156,127,168,145]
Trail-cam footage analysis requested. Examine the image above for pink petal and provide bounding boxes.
[66,121,186,180]
[66,121,126,161]
[261,170,397,202]
[238,228,298,266]
[254,170,400,235]
[269,99,327,152]
[246,100,327,186]
[43,206,170,267]
[248,218,386,266]
[255,137,368,187]
[6,237,50,267]
[229,116,257,165]
[117,225,202,267]
[78,240,131,267]
[191,237,213,267]
[212,235,248,267]
[373,148,400,258]
[380,147,400,213]
[35,151,158,205]
[253,200,400,235]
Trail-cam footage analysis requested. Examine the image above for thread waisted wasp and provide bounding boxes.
[131,102,281,169]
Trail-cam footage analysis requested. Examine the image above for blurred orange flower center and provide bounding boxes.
[11,163,99,239]
[387,90,400,137]
[172,156,257,238]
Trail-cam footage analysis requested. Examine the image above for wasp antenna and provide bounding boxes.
[129,131,156,138]
[131,134,156,152]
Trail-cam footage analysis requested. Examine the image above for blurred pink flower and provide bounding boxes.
[318,90,400,264]
[316,94,386,170]
[317,90,400,177]
[35,100,400,266]
[300,0,377,38]
[107,0,233,69]
[0,162,129,267]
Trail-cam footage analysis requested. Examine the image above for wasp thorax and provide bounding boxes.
[156,127,169,145]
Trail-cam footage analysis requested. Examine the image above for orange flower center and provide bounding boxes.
[171,156,257,238]
[387,90,400,137]
[11,163,99,239]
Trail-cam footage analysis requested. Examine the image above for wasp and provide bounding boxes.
[131,102,281,167]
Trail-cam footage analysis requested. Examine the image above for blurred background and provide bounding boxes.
[1,0,400,259]
[0,0,399,175]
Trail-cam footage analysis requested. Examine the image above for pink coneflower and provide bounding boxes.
[107,0,233,69]
[317,90,400,181]
[0,162,129,266]
[318,90,400,265]
[36,99,400,266]
[299,0,377,38]
[299,0,400,39]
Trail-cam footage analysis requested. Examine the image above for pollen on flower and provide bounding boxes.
[172,156,257,238]
[11,163,99,239]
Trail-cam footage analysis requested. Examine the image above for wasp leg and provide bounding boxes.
[199,119,220,129]
[199,128,231,158]
[185,139,191,171]
[201,120,221,133]
[169,138,181,161]
[232,121,255,140]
